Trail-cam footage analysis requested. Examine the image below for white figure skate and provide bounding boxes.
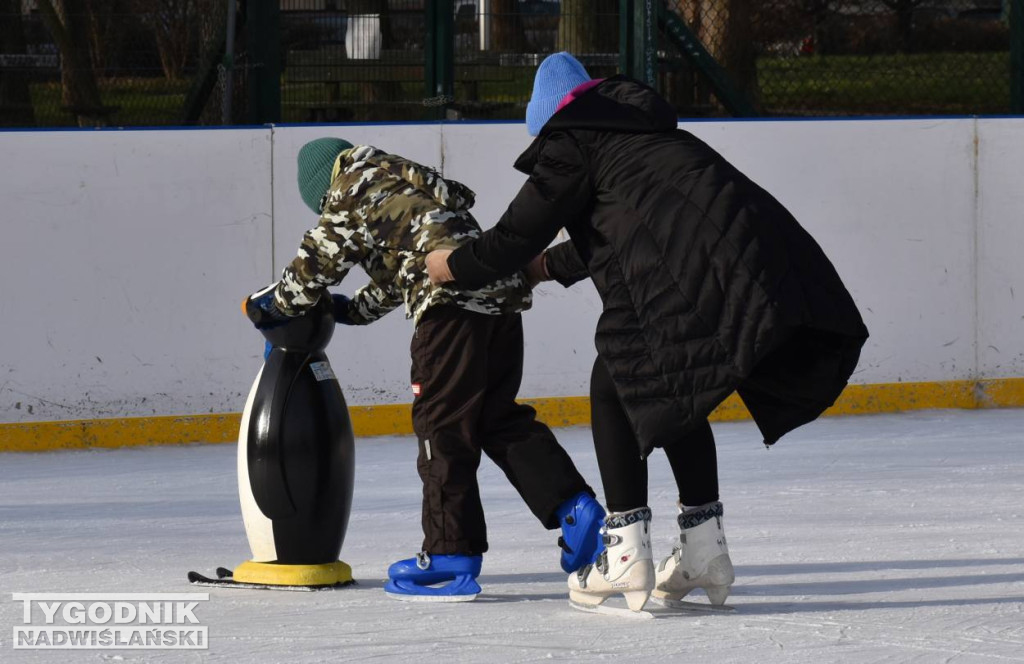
[652,501,735,612]
[568,506,655,619]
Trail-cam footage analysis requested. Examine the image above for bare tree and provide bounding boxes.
[37,0,110,126]
[677,0,760,108]
[491,0,524,52]
[134,0,199,80]
[83,0,127,75]
[803,0,833,54]
[558,0,616,54]
[880,0,928,53]
[558,0,596,53]
[0,0,36,125]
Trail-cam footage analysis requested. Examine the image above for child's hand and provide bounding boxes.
[331,294,357,325]
[243,284,290,330]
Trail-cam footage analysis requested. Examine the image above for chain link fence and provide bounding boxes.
[664,0,1014,116]
[445,0,619,120]
[0,0,238,128]
[281,1,423,123]
[0,0,1019,128]
[277,1,618,123]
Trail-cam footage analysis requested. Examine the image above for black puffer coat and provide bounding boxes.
[449,76,868,455]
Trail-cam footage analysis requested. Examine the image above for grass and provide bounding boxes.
[758,51,1011,115]
[30,77,191,127]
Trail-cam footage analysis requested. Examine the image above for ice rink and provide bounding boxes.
[2,409,1023,663]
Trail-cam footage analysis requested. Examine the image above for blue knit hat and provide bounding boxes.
[525,52,591,136]
[297,137,354,214]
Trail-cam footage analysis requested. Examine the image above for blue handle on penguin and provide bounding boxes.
[245,288,355,361]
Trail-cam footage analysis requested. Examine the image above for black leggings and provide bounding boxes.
[590,357,719,513]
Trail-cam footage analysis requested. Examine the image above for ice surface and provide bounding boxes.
[2,410,1023,662]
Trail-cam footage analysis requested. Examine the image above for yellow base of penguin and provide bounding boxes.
[233,560,353,587]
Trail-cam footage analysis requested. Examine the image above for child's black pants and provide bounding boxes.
[411,306,594,555]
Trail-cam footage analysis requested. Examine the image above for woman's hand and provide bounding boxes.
[524,252,549,288]
[425,249,455,285]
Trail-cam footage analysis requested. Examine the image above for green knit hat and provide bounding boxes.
[297,137,354,214]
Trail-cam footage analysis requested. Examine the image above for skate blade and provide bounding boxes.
[652,596,735,613]
[569,599,654,620]
[384,591,478,603]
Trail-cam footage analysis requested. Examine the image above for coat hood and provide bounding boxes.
[514,76,679,173]
[545,76,678,134]
[340,145,476,211]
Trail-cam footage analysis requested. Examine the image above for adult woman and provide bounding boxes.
[426,53,868,614]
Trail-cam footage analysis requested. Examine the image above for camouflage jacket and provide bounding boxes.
[273,145,531,325]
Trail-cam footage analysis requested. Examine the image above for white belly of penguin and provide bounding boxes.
[237,364,278,562]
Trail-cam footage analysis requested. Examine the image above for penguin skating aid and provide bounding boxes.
[188,296,356,590]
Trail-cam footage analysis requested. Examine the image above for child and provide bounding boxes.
[244,138,605,601]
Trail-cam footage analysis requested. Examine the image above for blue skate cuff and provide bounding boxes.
[556,492,606,573]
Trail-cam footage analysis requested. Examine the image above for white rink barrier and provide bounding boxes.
[1,118,1022,450]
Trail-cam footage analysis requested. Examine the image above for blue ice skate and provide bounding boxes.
[384,552,482,602]
[555,492,606,573]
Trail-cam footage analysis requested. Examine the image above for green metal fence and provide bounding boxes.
[0,1,231,128]
[275,1,620,123]
[662,0,1019,117]
[0,0,1021,128]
